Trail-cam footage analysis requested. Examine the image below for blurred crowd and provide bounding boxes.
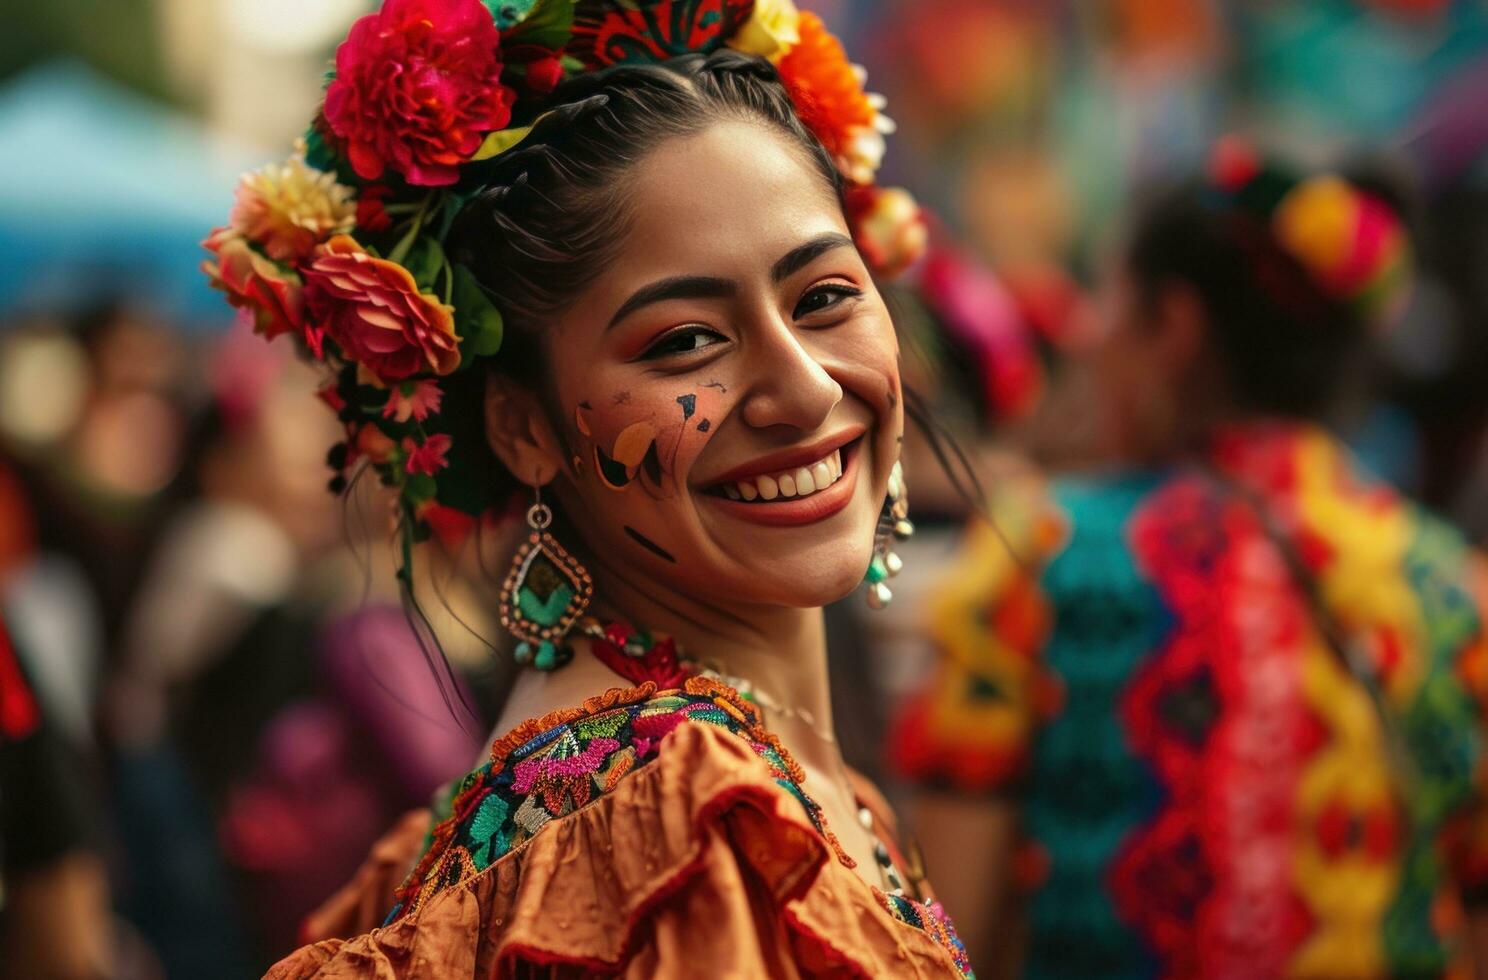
[2,1,1487,978]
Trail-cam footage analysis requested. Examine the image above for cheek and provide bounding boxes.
[572,384,730,497]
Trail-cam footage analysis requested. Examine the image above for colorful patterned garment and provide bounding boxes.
[891,423,1488,980]
[274,669,973,978]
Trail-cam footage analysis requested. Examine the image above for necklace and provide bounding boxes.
[574,613,909,895]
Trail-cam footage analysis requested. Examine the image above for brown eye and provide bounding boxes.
[641,326,726,360]
[793,283,861,319]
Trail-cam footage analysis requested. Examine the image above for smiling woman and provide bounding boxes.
[208,1,967,978]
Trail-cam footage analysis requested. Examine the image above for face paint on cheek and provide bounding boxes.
[624,525,677,563]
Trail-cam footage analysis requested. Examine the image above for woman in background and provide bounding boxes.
[892,141,1488,978]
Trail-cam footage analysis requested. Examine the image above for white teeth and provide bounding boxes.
[719,446,849,503]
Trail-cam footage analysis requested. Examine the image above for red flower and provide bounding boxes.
[524,55,564,93]
[355,184,394,233]
[316,382,347,414]
[303,236,461,384]
[350,423,398,465]
[403,433,452,475]
[324,0,516,187]
[201,227,303,339]
[382,379,443,423]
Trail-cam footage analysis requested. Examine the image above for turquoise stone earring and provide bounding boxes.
[498,489,593,671]
[866,460,911,609]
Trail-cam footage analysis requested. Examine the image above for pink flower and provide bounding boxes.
[303,235,461,384]
[355,184,393,233]
[201,228,304,340]
[324,0,516,187]
[403,433,452,475]
[382,379,444,423]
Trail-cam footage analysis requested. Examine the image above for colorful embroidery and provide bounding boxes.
[387,676,973,975]
[571,0,753,68]
[895,423,1488,979]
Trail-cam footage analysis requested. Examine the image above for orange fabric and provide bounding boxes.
[270,722,960,978]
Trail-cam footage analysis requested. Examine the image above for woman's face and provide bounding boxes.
[531,121,902,609]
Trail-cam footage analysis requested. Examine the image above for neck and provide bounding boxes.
[584,546,839,764]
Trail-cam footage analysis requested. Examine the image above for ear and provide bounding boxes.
[484,374,566,488]
[1149,283,1209,382]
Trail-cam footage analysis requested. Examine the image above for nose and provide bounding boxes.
[736,308,843,433]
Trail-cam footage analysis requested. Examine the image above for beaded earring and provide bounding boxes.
[866,460,912,609]
[498,487,593,671]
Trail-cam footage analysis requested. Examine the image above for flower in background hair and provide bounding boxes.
[303,236,461,384]
[848,186,927,279]
[403,433,452,475]
[1207,135,1262,193]
[728,0,801,61]
[383,379,444,423]
[1273,175,1410,320]
[324,0,515,187]
[777,12,894,184]
[201,228,304,340]
[316,382,347,415]
[229,141,357,262]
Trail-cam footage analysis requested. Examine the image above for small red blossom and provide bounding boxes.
[350,423,397,465]
[382,379,444,423]
[355,184,394,233]
[403,433,452,475]
[303,235,461,384]
[524,55,564,93]
[324,0,516,187]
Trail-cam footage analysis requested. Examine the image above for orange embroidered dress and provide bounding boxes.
[268,642,972,978]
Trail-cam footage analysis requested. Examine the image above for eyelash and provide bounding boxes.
[637,281,864,360]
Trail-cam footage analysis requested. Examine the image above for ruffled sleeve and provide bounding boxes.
[269,686,969,978]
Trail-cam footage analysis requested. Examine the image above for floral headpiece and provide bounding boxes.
[1205,135,1412,327]
[203,0,925,547]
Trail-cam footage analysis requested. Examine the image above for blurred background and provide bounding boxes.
[0,1,1485,977]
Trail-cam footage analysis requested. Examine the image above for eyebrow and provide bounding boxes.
[606,275,735,330]
[771,232,856,283]
[604,232,859,331]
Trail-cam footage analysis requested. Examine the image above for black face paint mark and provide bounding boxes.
[594,444,634,489]
[676,394,696,420]
[625,526,677,563]
[612,391,631,405]
[697,419,711,432]
[702,380,727,393]
[641,441,664,485]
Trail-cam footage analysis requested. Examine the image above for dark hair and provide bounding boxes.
[1125,182,1368,419]
[433,50,845,508]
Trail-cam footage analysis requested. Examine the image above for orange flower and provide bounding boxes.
[777,12,894,184]
[303,236,461,384]
[201,227,304,340]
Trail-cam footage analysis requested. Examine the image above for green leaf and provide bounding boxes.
[559,55,585,72]
[452,264,504,358]
[403,237,447,292]
[403,473,437,506]
[503,0,574,50]
[472,125,534,162]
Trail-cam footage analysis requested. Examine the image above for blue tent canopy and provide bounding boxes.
[0,62,267,326]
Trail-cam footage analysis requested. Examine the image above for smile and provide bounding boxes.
[721,447,843,501]
[701,435,864,528]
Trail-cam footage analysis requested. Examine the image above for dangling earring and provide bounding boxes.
[498,486,594,671]
[866,460,912,609]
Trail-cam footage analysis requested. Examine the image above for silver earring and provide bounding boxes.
[866,460,911,609]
